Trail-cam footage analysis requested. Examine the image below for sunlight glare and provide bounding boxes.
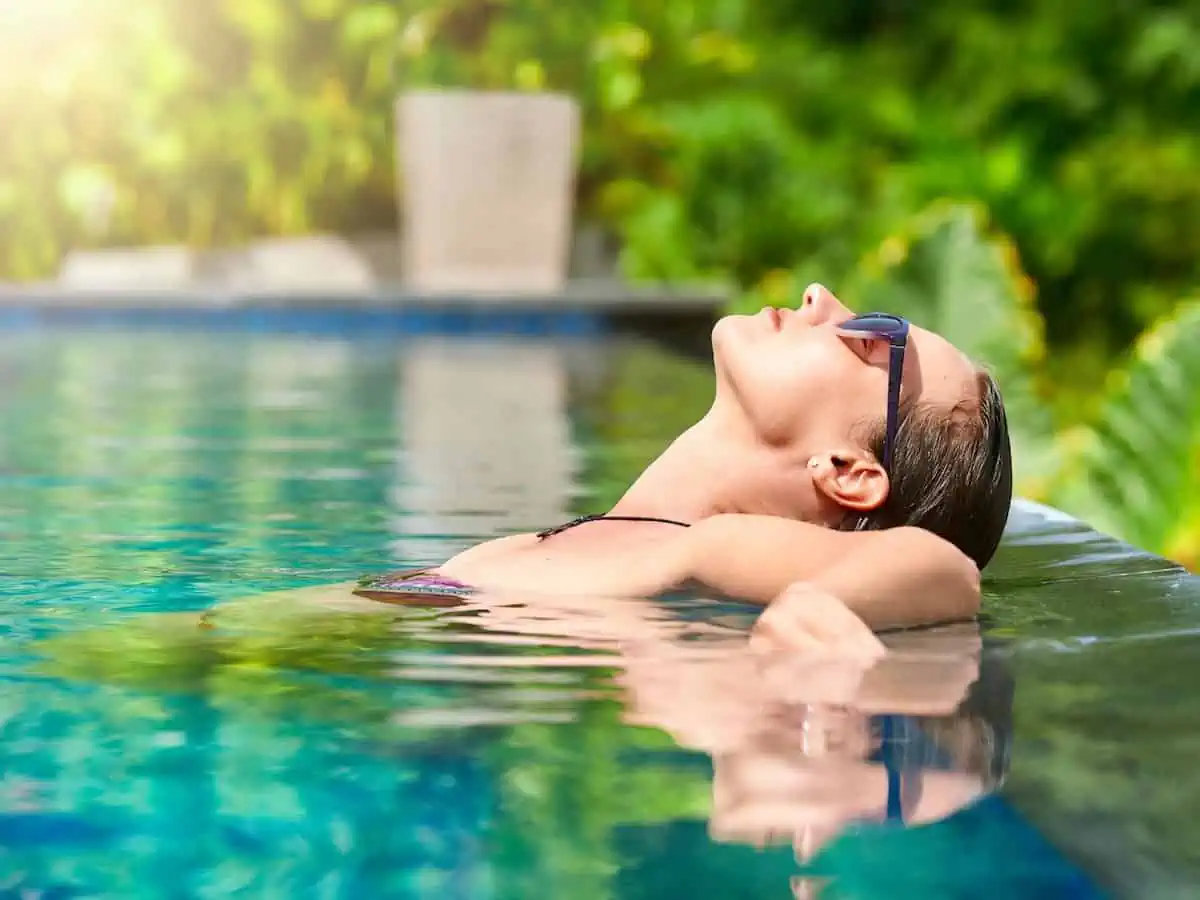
[0,0,91,40]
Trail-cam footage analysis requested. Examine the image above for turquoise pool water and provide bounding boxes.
[0,326,1140,897]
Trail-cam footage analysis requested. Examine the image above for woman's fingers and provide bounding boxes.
[751,583,886,661]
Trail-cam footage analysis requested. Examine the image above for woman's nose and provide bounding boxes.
[800,283,853,324]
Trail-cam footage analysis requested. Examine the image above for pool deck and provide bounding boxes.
[0,280,725,309]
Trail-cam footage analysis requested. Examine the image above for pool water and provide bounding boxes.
[0,326,1167,898]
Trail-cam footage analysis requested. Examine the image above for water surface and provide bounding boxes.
[0,327,1173,897]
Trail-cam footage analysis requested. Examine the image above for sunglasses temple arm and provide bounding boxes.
[884,343,905,471]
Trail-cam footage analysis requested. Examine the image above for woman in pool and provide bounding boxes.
[354,283,1013,638]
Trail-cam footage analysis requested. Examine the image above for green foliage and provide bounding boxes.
[1048,300,1200,568]
[575,340,713,513]
[6,0,1199,352]
[0,0,402,275]
[617,95,849,286]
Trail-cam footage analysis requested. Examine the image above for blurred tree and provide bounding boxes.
[1048,299,1200,569]
[5,0,1197,361]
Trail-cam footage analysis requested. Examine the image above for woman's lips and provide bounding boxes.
[761,307,783,330]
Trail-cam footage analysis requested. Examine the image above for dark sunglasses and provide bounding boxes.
[834,312,910,473]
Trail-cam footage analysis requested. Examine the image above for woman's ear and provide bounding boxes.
[807,449,889,512]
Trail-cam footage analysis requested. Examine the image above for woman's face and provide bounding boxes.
[711,284,977,458]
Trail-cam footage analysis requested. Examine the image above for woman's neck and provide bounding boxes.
[609,413,765,523]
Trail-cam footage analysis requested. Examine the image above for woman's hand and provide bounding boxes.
[620,581,982,752]
[750,582,886,660]
[748,583,981,715]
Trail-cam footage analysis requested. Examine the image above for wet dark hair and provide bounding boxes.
[912,643,1015,787]
[838,370,1013,569]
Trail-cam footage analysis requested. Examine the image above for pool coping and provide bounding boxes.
[999,499,1198,899]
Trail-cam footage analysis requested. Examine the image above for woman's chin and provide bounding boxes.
[711,314,751,358]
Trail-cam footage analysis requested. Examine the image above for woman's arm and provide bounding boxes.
[681,514,980,629]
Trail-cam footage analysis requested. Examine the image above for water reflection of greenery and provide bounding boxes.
[0,335,400,590]
[31,595,1021,900]
[983,526,1200,893]
[37,594,646,737]
[31,597,718,899]
[574,338,713,513]
[38,600,423,725]
[1,330,716,894]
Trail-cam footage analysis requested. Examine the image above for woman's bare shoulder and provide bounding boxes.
[440,532,540,574]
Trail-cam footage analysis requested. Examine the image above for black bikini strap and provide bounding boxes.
[536,514,692,540]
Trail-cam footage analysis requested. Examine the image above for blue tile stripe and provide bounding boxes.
[0,304,607,337]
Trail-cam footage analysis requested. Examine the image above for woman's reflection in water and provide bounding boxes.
[398,584,1011,898]
[618,622,1012,899]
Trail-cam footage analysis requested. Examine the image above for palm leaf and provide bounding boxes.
[847,202,1057,494]
[1049,299,1200,566]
